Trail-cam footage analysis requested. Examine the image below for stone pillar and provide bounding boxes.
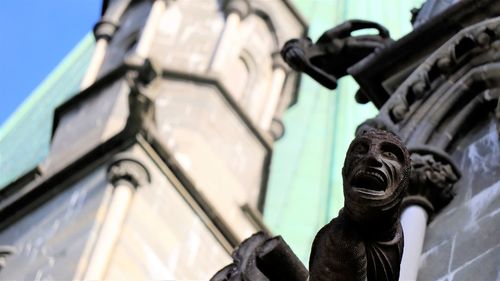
[211,0,250,71]
[135,0,166,58]
[399,150,459,281]
[81,0,133,88]
[259,53,287,130]
[83,159,149,280]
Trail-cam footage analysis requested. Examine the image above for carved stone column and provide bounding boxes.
[81,0,134,88]
[399,150,459,281]
[258,53,288,130]
[83,159,150,280]
[134,0,166,58]
[211,0,250,71]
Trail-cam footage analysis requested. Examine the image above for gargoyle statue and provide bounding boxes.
[281,20,392,91]
[309,129,410,281]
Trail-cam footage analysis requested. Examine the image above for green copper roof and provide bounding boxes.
[264,0,425,262]
[0,34,95,189]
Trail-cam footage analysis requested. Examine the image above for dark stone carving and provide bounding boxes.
[123,55,160,98]
[403,151,459,215]
[347,0,500,108]
[281,20,392,90]
[309,129,410,281]
[211,232,308,281]
[0,246,15,271]
[107,158,151,188]
[410,6,422,26]
[383,20,500,126]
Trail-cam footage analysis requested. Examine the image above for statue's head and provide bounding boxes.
[342,129,410,227]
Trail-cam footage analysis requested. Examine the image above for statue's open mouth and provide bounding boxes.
[351,168,387,194]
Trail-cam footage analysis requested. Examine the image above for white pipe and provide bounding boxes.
[399,205,429,281]
[259,67,286,130]
[135,0,166,58]
[80,39,109,89]
[83,184,134,280]
[211,13,241,71]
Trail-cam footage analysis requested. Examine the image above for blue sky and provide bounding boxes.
[0,1,101,126]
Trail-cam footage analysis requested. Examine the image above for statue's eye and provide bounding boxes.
[381,142,405,162]
[382,151,398,160]
[352,143,368,154]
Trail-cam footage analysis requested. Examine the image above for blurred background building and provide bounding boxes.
[0,0,499,280]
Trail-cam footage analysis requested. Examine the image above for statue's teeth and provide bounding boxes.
[366,171,383,182]
[355,170,384,184]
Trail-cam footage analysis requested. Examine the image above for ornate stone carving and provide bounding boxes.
[107,158,151,188]
[309,129,410,281]
[385,21,500,125]
[403,151,459,215]
[281,20,392,90]
[210,232,307,281]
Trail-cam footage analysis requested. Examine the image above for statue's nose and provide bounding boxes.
[366,153,383,167]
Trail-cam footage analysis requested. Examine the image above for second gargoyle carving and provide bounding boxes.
[281,20,392,90]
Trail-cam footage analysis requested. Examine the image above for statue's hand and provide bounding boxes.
[281,38,312,71]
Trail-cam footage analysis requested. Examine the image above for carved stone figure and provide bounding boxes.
[309,129,410,281]
[280,20,392,92]
[404,152,458,215]
[210,232,308,281]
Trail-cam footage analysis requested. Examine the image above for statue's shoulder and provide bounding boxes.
[310,212,363,260]
[309,213,368,281]
[312,213,346,243]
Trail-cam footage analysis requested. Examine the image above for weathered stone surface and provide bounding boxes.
[420,118,500,279]
[98,2,152,76]
[150,1,223,73]
[451,210,500,271]
[418,240,452,281]
[451,245,499,281]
